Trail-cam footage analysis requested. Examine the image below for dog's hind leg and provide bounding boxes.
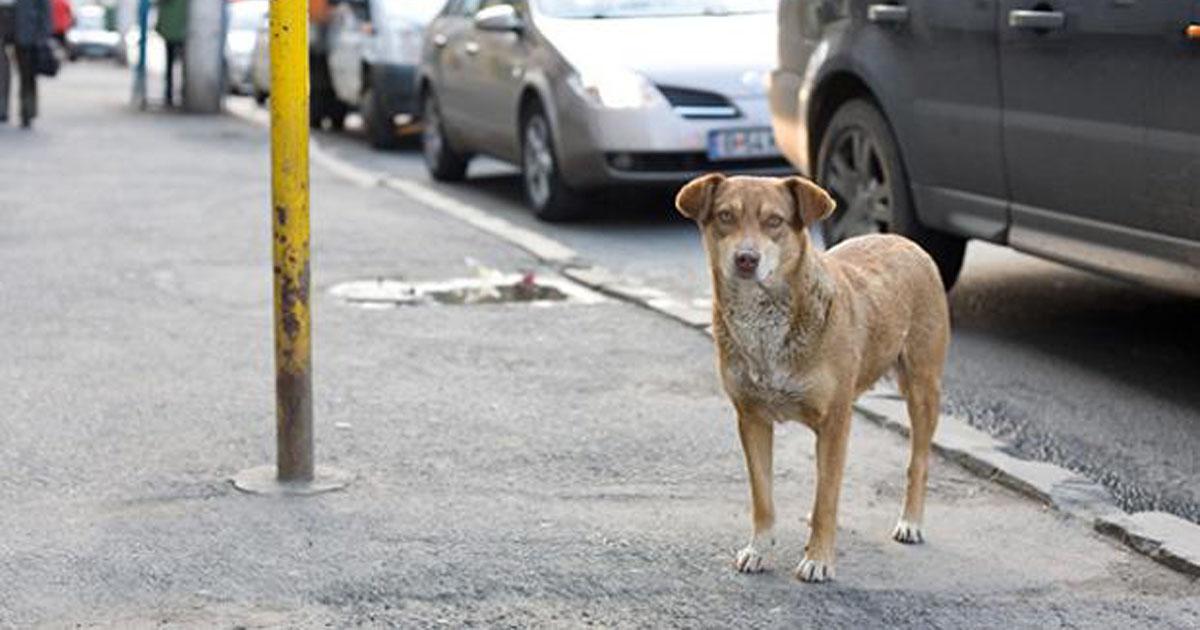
[734,409,775,573]
[892,352,942,545]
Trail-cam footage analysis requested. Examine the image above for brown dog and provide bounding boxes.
[676,174,950,583]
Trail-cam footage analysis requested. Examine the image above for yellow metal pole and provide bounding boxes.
[270,0,313,481]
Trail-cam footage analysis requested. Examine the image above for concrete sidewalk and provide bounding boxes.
[1,65,1197,628]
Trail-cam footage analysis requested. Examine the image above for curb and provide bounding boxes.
[561,266,711,329]
[380,178,577,265]
[224,100,1200,579]
[1095,511,1200,577]
[853,389,1121,521]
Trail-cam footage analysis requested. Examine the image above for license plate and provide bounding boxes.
[707,127,780,161]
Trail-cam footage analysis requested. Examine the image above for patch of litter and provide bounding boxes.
[329,271,606,308]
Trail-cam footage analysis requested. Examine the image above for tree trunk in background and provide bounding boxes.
[183,0,223,113]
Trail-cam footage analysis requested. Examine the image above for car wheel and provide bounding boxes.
[309,86,346,130]
[421,89,469,181]
[362,84,399,149]
[253,89,268,105]
[521,103,586,222]
[816,98,965,290]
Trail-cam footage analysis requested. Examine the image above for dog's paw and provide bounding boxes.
[734,545,768,573]
[891,519,925,545]
[794,556,834,583]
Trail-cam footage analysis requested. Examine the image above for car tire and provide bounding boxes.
[816,98,965,290]
[326,101,347,131]
[362,84,399,150]
[520,102,587,222]
[253,89,268,105]
[421,89,469,182]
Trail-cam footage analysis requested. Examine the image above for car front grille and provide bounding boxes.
[606,152,790,173]
[656,85,740,119]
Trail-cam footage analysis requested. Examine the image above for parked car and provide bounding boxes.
[249,12,270,103]
[770,0,1200,294]
[225,0,268,95]
[66,4,121,58]
[418,0,790,221]
[323,0,443,147]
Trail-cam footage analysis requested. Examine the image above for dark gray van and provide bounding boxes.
[769,1,1200,293]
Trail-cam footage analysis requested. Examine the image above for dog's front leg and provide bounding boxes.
[796,405,852,583]
[734,410,775,573]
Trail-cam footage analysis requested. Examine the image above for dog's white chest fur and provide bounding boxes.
[721,287,806,405]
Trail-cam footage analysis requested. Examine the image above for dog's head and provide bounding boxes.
[675,174,835,286]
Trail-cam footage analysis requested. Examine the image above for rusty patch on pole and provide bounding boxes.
[276,368,314,481]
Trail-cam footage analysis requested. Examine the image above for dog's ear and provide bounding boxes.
[782,176,836,227]
[675,173,726,222]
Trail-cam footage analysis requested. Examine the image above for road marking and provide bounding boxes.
[310,143,381,189]
[381,177,577,265]
[228,98,578,264]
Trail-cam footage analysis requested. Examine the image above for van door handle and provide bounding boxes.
[432,33,448,48]
[464,41,480,55]
[867,4,909,24]
[1009,9,1066,31]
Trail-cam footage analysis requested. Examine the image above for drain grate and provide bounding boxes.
[329,272,606,309]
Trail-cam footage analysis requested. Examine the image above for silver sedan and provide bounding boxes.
[417,0,790,220]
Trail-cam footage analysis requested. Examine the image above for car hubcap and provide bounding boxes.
[523,116,553,208]
[422,97,443,165]
[821,127,893,243]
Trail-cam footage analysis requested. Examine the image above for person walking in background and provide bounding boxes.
[0,0,51,129]
[49,0,71,59]
[156,0,186,107]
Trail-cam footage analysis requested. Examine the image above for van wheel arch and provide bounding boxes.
[808,72,880,172]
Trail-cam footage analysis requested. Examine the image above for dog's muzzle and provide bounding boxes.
[734,250,761,278]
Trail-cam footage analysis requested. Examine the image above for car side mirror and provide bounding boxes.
[474,4,523,33]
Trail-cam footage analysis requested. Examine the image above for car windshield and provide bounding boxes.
[380,0,446,23]
[76,10,105,30]
[535,0,772,18]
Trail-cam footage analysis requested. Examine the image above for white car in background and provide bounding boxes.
[225,0,268,95]
[66,4,121,58]
[249,12,270,103]
[324,0,444,147]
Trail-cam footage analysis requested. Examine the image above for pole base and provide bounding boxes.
[231,465,353,496]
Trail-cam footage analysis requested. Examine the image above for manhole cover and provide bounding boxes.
[329,272,606,309]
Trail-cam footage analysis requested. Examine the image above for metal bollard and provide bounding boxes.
[269,0,314,482]
[233,0,350,496]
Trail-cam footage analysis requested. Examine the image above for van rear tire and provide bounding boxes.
[816,99,965,290]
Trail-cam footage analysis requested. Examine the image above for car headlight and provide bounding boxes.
[567,67,664,109]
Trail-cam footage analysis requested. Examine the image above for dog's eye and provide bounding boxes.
[765,215,784,229]
[717,211,735,223]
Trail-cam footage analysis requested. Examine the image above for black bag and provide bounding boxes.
[34,40,59,78]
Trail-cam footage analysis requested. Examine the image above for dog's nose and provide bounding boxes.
[734,250,760,274]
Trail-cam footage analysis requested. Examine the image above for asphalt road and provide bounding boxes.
[306,109,1200,525]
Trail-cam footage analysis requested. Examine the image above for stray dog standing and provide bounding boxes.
[676,174,950,583]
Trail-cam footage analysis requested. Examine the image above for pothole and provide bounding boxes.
[329,272,606,309]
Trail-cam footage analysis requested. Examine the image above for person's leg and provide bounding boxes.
[164,43,176,105]
[14,45,35,127]
[0,43,10,122]
[55,33,73,61]
[0,8,10,122]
